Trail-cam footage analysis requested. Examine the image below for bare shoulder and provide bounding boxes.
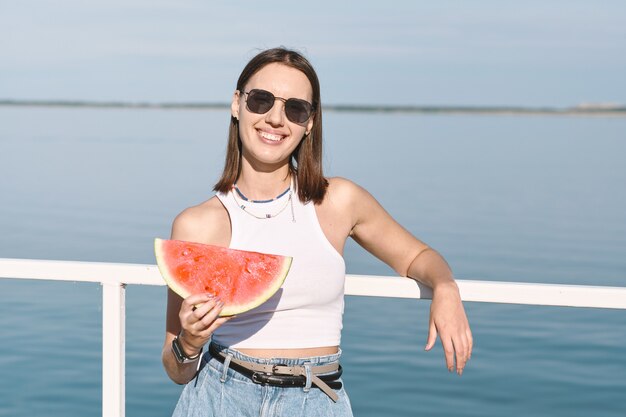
[170,196,230,247]
[319,177,380,232]
[324,176,376,206]
[326,176,393,228]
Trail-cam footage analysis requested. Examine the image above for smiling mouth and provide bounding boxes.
[258,130,286,142]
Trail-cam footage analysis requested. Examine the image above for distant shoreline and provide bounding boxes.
[1,99,625,117]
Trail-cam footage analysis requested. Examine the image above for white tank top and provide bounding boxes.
[213,185,346,349]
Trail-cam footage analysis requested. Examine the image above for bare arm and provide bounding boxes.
[162,198,232,384]
[342,179,472,374]
[405,248,472,375]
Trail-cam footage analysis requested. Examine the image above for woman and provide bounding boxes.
[162,47,472,416]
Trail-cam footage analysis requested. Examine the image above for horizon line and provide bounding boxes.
[1,99,625,117]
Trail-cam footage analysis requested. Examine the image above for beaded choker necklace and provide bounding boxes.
[231,180,296,222]
[233,184,290,203]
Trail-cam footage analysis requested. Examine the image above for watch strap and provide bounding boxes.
[172,335,202,364]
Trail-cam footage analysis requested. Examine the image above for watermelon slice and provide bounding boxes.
[154,238,291,316]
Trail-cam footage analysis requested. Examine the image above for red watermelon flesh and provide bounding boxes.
[154,238,291,316]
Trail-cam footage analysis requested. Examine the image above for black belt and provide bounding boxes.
[208,344,343,391]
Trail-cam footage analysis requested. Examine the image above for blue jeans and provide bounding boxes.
[172,343,353,417]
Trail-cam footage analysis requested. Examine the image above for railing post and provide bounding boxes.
[102,282,126,417]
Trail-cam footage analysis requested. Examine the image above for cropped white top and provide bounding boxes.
[212,185,346,349]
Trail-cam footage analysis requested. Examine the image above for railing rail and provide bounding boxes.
[2,257,626,417]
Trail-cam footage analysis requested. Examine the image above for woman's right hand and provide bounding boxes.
[163,198,233,383]
[177,293,232,356]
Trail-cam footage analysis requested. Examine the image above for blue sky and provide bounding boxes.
[1,0,625,106]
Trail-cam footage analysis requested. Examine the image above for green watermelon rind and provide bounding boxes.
[154,238,291,316]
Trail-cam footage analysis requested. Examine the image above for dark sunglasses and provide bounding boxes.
[241,89,314,124]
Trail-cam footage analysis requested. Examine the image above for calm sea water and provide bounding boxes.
[1,107,625,417]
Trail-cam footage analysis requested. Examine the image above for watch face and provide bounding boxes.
[172,337,187,363]
[172,336,201,363]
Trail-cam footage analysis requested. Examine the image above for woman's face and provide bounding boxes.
[232,62,315,171]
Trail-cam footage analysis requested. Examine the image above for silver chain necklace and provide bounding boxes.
[231,179,296,222]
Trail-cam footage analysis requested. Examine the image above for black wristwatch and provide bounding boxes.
[171,335,203,364]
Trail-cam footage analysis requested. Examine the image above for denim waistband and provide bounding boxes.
[208,342,342,366]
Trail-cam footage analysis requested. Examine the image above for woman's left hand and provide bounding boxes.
[424,282,473,375]
[326,178,473,374]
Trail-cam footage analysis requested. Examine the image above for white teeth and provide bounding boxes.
[259,130,284,141]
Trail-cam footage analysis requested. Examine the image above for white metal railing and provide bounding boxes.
[1,257,626,417]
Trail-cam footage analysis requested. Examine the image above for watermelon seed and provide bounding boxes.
[182,250,190,256]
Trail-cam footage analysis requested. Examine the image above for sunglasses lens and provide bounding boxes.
[247,90,274,114]
[285,100,312,123]
[245,89,313,123]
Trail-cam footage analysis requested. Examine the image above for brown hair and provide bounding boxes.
[213,47,328,204]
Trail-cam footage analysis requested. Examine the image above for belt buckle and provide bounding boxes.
[251,363,289,385]
[271,363,290,376]
[251,372,268,385]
